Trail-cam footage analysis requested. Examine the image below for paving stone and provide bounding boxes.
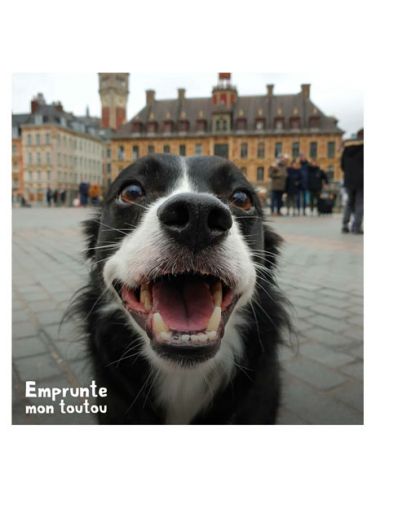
[24,291,50,302]
[341,362,364,381]
[308,304,349,319]
[346,315,364,327]
[54,339,87,361]
[13,322,39,339]
[332,382,363,413]
[343,326,364,342]
[282,379,363,425]
[320,297,353,310]
[27,300,58,313]
[14,354,62,382]
[320,289,349,300]
[13,336,48,359]
[278,346,299,362]
[306,315,351,333]
[346,344,363,359]
[298,343,356,368]
[36,310,66,326]
[12,310,30,322]
[347,304,364,316]
[12,300,24,310]
[289,295,313,308]
[283,359,348,390]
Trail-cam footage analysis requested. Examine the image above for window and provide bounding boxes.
[309,116,320,128]
[36,152,41,164]
[178,120,188,132]
[28,153,32,164]
[34,114,43,125]
[163,121,173,133]
[274,118,284,130]
[216,120,220,131]
[47,170,51,181]
[236,119,246,130]
[131,121,142,133]
[107,148,111,158]
[179,145,186,156]
[13,162,18,170]
[310,142,318,158]
[148,146,154,154]
[13,145,17,154]
[255,119,265,130]
[27,134,32,145]
[36,134,41,145]
[292,142,300,158]
[118,146,125,161]
[240,143,248,158]
[108,177,111,186]
[195,144,202,155]
[132,146,139,160]
[326,166,334,181]
[328,142,336,158]
[45,133,50,145]
[222,120,227,131]
[275,142,283,157]
[46,152,50,164]
[257,142,265,159]
[290,117,301,129]
[107,163,111,173]
[37,171,41,182]
[29,171,33,181]
[214,144,229,158]
[146,122,157,134]
[257,167,264,181]
[196,120,206,132]
[14,179,18,187]
[240,167,247,176]
[163,145,170,153]
[12,127,19,138]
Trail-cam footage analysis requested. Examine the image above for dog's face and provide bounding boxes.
[88,154,267,369]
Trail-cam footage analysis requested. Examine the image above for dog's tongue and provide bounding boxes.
[152,280,213,332]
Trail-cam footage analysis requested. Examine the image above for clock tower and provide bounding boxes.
[98,73,129,130]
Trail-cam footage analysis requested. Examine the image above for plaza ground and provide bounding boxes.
[12,207,363,425]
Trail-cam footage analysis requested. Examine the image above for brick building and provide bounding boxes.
[110,73,344,187]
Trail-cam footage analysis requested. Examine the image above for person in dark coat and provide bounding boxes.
[46,187,52,207]
[341,137,364,234]
[79,181,90,207]
[53,189,59,206]
[286,159,301,216]
[308,160,329,215]
[297,152,309,215]
[60,188,66,206]
[269,154,288,216]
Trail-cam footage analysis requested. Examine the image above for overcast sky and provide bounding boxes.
[12,73,363,138]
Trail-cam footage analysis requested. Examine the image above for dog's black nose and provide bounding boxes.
[157,193,233,252]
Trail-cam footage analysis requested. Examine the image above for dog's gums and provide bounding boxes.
[114,273,239,360]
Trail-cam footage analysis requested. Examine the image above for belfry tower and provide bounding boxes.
[98,73,129,130]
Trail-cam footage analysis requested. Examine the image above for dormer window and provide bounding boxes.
[34,114,43,125]
[290,117,301,129]
[236,118,247,130]
[309,116,320,128]
[274,117,285,130]
[132,121,142,133]
[163,121,174,133]
[178,120,189,132]
[146,121,157,134]
[255,118,265,130]
[196,120,206,132]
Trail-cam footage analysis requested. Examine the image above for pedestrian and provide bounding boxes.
[307,160,329,215]
[60,188,67,206]
[341,134,364,234]
[269,154,288,216]
[53,189,59,207]
[46,187,52,207]
[296,152,309,215]
[286,159,301,216]
[89,183,102,207]
[79,180,89,208]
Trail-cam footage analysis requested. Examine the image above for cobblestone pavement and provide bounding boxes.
[12,207,363,425]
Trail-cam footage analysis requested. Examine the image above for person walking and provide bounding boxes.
[46,187,52,207]
[53,189,59,207]
[89,183,102,207]
[60,188,67,206]
[341,135,364,234]
[307,160,329,215]
[79,180,90,208]
[296,152,309,215]
[269,154,288,216]
[286,159,301,216]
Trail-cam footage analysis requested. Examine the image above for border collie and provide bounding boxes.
[72,154,291,424]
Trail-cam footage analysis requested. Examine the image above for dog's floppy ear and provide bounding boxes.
[263,224,283,270]
[83,213,101,261]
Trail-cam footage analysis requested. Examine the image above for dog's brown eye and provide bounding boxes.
[119,184,144,204]
[230,191,252,211]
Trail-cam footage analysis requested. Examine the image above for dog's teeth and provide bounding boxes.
[197,333,208,342]
[211,281,222,294]
[154,313,168,333]
[140,283,148,303]
[207,331,217,341]
[191,334,200,342]
[213,289,222,307]
[181,334,190,342]
[160,332,171,341]
[206,306,221,332]
[143,291,152,311]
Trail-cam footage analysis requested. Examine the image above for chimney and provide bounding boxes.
[56,102,63,113]
[31,92,46,113]
[301,84,310,99]
[267,84,274,97]
[146,90,155,105]
[178,88,186,102]
[31,99,39,114]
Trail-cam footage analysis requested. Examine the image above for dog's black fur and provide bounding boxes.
[70,154,291,424]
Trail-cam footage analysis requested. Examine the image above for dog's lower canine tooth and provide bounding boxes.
[154,313,168,333]
[213,290,222,307]
[160,332,171,341]
[206,306,221,332]
[211,281,222,294]
[140,283,148,303]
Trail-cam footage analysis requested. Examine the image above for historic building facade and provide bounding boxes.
[110,73,344,187]
[99,73,129,131]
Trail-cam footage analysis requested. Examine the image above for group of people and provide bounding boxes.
[46,188,67,207]
[269,152,329,216]
[78,181,102,207]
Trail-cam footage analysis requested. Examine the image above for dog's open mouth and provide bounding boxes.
[114,272,239,364]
